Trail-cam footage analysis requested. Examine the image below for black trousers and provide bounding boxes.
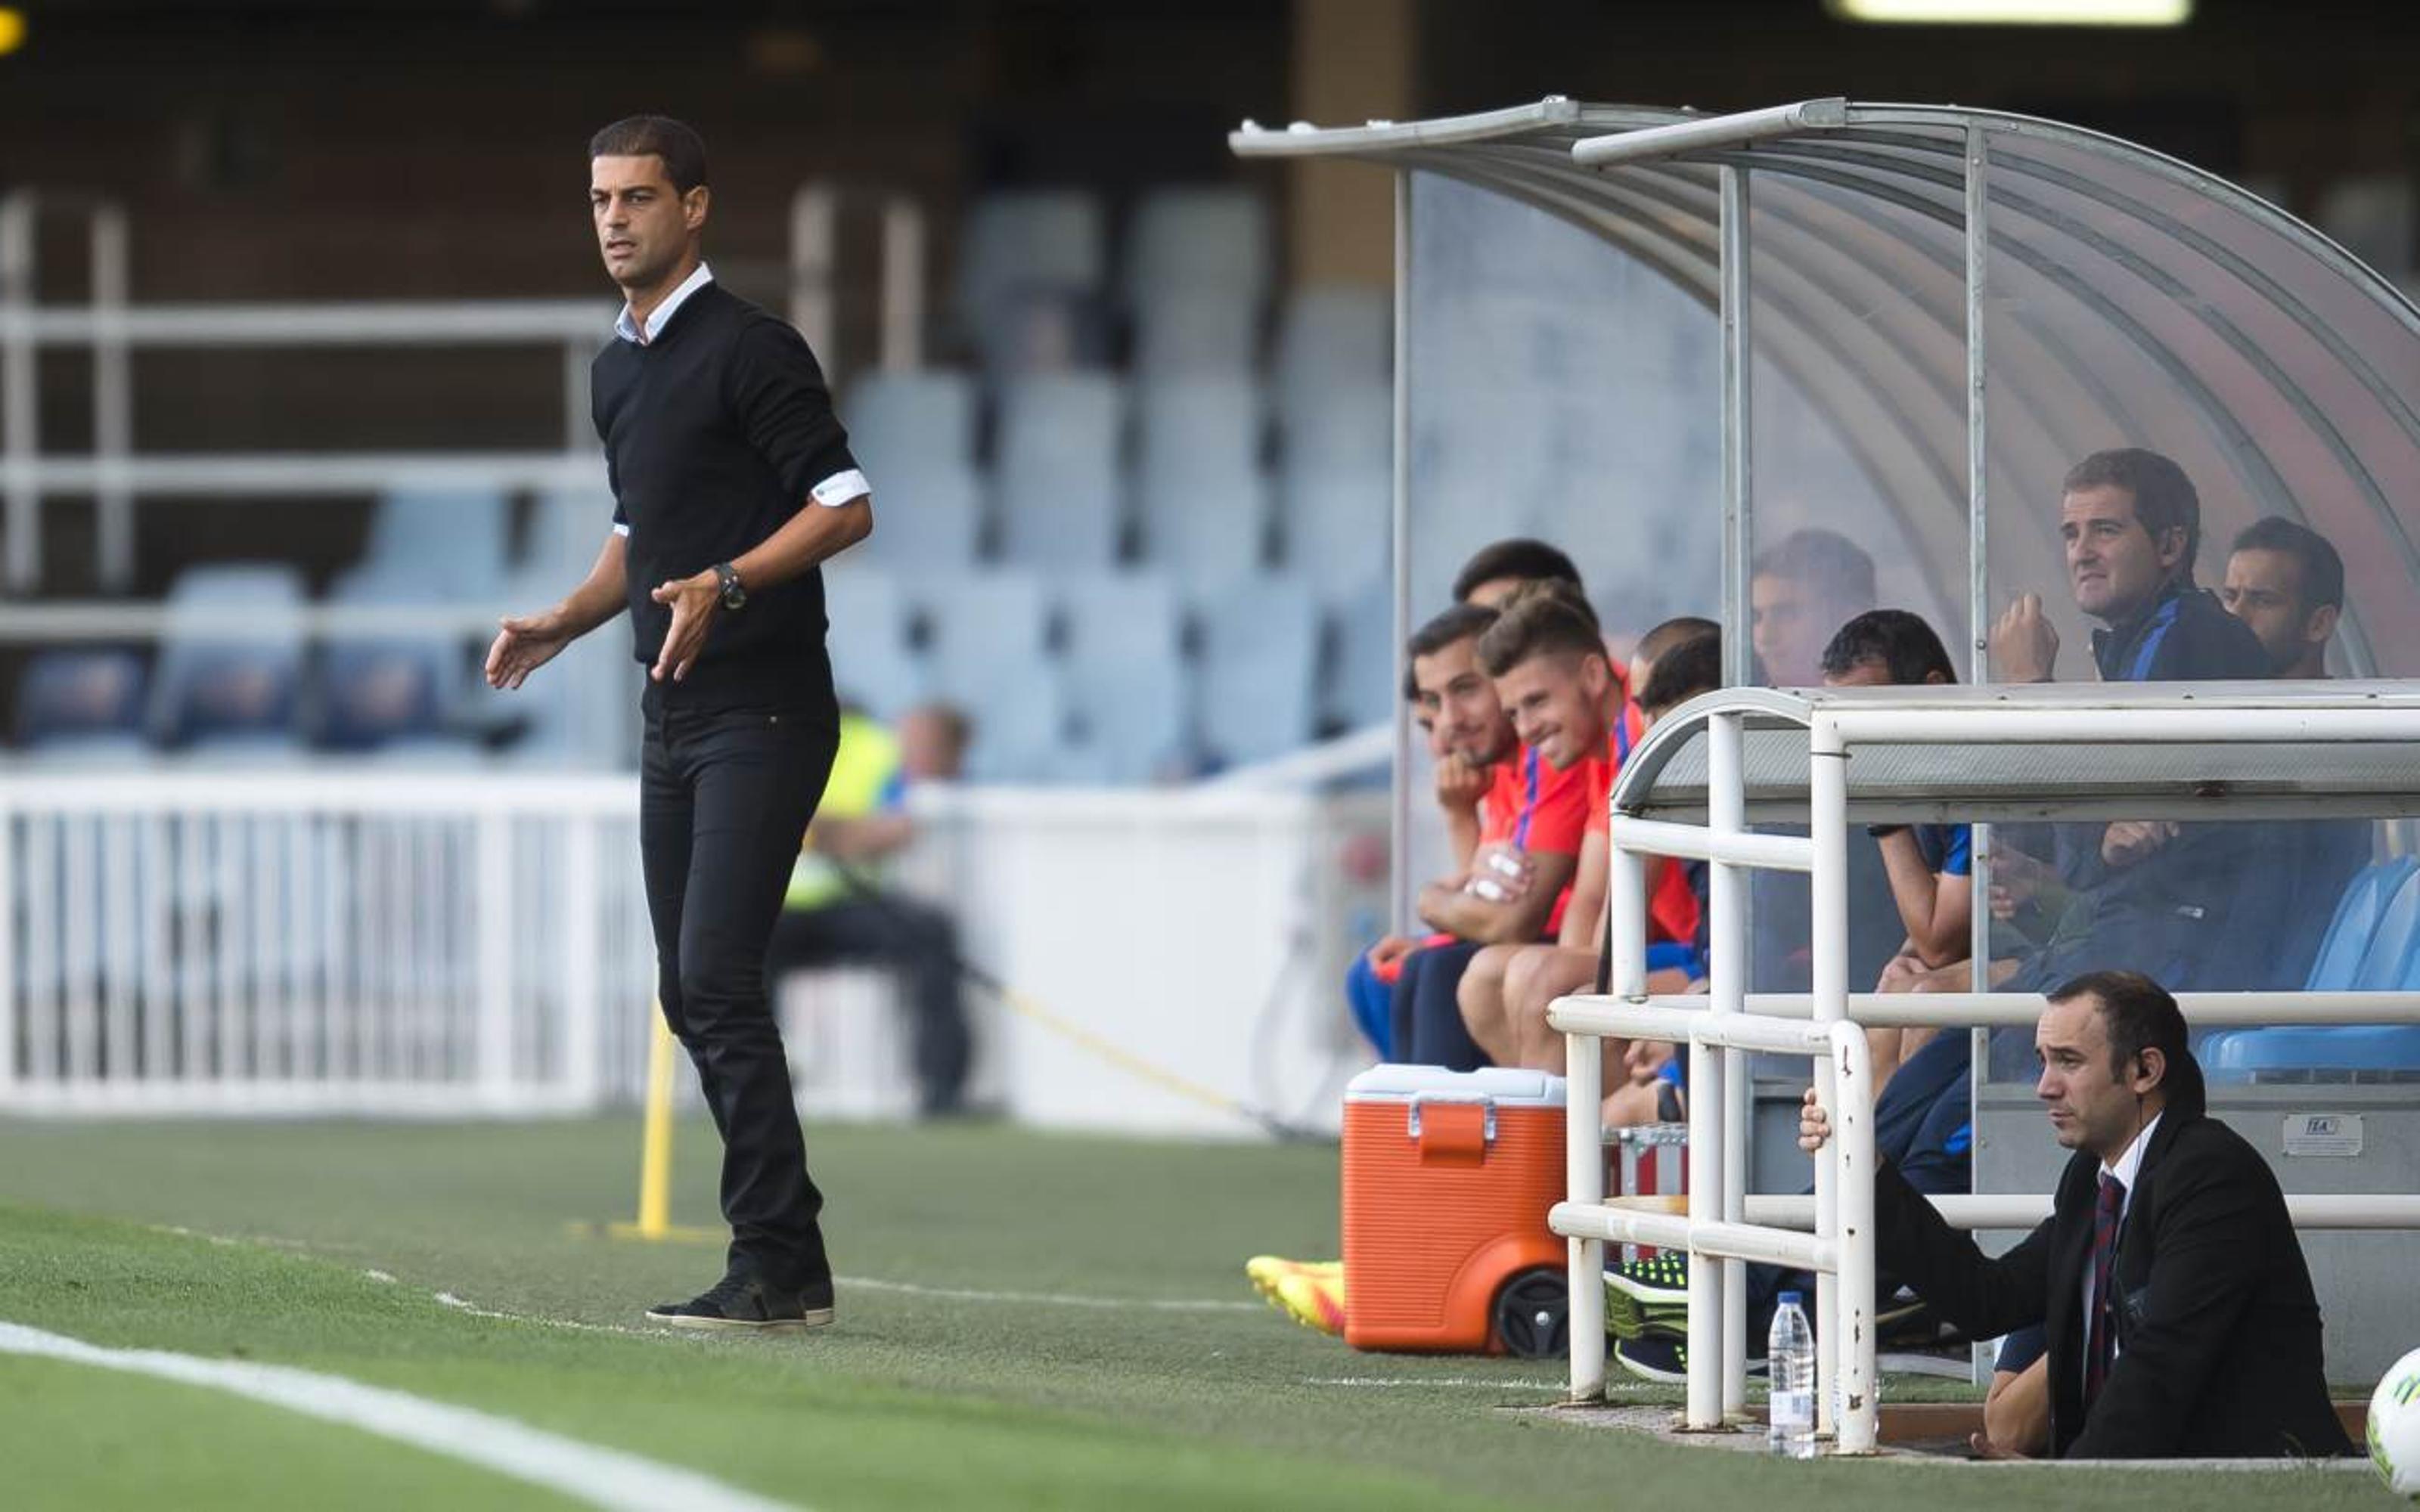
[766,894,973,1115]
[1388,940,1491,1070]
[640,696,838,1292]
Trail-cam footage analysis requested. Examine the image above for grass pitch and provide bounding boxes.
[0,1115,2385,1510]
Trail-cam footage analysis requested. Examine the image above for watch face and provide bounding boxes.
[718,566,744,609]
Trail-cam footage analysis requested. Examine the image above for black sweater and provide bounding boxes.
[593,281,861,712]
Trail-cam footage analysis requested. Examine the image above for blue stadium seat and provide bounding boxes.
[15,649,147,750]
[522,488,617,582]
[362,487,512,600]
[994,374,1126,570]
[1191,575,1319,769]
[954,190,1107,330]
[2207,1025,2420,1083]
[837,373,986,569]
[319,568,458,753]
[2207,857,2420,1084]
[150,564,307,751]
[1280,379,1389,477]
[821,565,924,721]
[1280,470,1389,601]
[2307,856,2418,990]
[1131,291,1261,376]
[1274,285,1390,413]
[1122,187,1271,310]
[910,571,1066,781]
[1321,575,1396,733]
[1135,378,1269,583]
[853,461,984,574]
[1059,573,1188,783]
[2350,862,2420,990]
[842,370,979,472]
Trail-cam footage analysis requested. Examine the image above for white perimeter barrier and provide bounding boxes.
[0,771,1382,1129]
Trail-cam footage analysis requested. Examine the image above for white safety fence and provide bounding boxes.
[0,771,1382,1130]
[0,772,655,1115]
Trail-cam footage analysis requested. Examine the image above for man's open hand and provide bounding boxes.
[650,571,720,683]
[486,608,573,690]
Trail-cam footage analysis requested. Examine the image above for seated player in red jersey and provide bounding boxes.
[1448,587,1667,1071]
[1465,620,1721,1125]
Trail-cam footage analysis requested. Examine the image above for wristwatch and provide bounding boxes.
[1865,824,1909,839]
[713,561,746,612]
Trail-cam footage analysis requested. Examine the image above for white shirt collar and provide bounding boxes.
[2100,1109,2162,1213]
[613,260,714,345]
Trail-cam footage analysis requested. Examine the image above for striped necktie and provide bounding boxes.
[2084,1172,2126,1406]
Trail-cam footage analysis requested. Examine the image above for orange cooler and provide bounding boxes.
[1341,1065,1569,1356]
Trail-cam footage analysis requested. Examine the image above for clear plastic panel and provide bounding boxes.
[1977,125,2403,1092]
[1741,150,1973,996]
[1404,169,1723,643]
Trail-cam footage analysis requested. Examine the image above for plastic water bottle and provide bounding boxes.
[1767,1291,1817,1459]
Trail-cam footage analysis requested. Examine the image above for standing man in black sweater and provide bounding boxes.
[486,116,872,1331]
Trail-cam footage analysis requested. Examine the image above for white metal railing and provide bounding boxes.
[1554,693,2420,1458]
[1553,993,1879,1451]
[0,772,652,1115]
[1551,707,1883,1447]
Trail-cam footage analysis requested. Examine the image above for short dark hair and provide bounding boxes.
[2049,969,2202,1105]
[2232,516,2345,612]
[1402,603,1499,702]
[1820,609,1957,686]
[1749,528,1876,607]
[1452,538,1584,604]
[1635,615,1719,668]
[1637,631,1722,716]
[589,116,710,195]
[2064,448,2201,583]
[1474,585,1605,680]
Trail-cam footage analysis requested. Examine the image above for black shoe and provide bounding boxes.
[646,1272,834,1334]
[1613,1333,1689,1383]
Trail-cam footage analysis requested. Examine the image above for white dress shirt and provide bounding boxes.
[613,259,716,346]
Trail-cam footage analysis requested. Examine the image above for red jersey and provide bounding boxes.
[1585,699,1702,947]
[1478,745,1593,934]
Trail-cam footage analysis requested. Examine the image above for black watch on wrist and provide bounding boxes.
[1865,823,1909,839]
[713,561,746,612]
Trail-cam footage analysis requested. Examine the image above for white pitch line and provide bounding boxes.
[0,1319,804,1512]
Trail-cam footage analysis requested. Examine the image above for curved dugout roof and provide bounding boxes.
[1233,99,2420,677]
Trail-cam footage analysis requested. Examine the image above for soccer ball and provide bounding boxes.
[2372,1347,2420,1498]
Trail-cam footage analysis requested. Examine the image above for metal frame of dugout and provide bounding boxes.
[1551,682,2420,1455]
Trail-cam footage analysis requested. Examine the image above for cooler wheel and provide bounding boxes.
[1491,1268,1568,1359]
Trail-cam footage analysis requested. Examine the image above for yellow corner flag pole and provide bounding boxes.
[581,1008,721,1244]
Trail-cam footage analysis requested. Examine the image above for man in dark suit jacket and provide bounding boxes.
[1802,970,2350,1459]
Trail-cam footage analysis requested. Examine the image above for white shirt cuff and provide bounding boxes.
[811,469,871,507]
[611,521,631,538]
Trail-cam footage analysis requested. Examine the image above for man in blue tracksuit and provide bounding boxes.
[1985,450,2276,1002]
